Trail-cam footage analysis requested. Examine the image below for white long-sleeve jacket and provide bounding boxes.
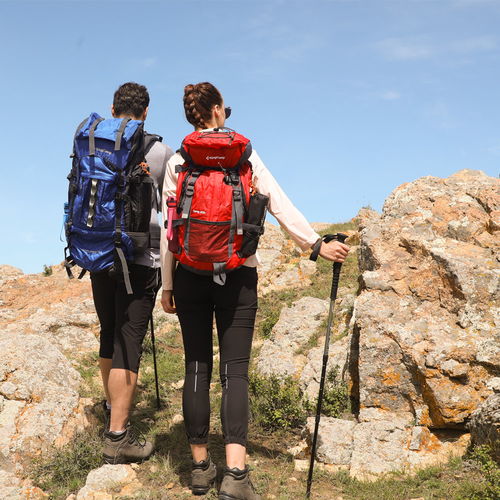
[160,147,320,290]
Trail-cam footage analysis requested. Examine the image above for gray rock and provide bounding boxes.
[0,333,81,459]
[12,300,99,356]
[0,468,47,499]
[300,335,350,402]
[350,419,410,480]
[469,393,500,463]
[353,169,500,430]
[306,417,356,467]
[76,464,139,499]
[0,266,24,287]
[255,297,329,378]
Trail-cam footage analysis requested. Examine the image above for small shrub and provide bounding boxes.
[42,264,53,276]
[466,445,500,500]
[320,366,350,418]
[29,428,102,498]
[249,373,308,431]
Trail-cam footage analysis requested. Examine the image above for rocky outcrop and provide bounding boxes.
[353,170,499,429]
[0,333,91,467]
[255,297,329,378]
[0,264,98,358]
[76,464,142,499]
[302,170,498,479]
[468,393,500,463]
[257,223,318,295]
[0,265,24,287]
[0,469,47,499]
[306,416,470,480]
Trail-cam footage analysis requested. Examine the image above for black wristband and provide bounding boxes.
[309,237,323,262]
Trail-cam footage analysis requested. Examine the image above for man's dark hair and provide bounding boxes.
[113,82,150,119]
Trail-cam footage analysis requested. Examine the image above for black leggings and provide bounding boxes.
[90,265,158,373]
[173,265,258,446]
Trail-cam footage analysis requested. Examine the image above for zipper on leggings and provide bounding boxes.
[194,361,198,393]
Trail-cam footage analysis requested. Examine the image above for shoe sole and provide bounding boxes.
[192,479,216,495]
[103,454,152,465]
[218,494,240,500]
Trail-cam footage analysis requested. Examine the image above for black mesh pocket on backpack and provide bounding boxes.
[127,172,154,233]
[238,192,269,258]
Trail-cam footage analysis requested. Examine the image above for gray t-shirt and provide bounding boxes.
[134,139,174,268]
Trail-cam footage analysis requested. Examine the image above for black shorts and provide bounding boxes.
[90,264,158,373]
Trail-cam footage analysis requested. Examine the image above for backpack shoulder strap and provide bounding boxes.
[144,133,163,157]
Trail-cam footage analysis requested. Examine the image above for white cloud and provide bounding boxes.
[142,57,157,68]
[376,37,434,61]
[376,35,498,61]
[21,232,37,244]
[424,101,459,129]
[485,145,500,156]
[271,34,325,62]
[380,90,401,100]
[451,35,497,53]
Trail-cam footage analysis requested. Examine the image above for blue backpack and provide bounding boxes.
[64,112,161,293]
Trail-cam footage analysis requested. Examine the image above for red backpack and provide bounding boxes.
[167,128,262,282]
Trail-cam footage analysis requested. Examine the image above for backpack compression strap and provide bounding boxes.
[114,168,133,295]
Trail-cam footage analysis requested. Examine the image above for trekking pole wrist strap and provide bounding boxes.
[310,233,348,262]
[309,237,323,262]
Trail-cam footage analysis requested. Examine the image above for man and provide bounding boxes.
[89,82,174,463]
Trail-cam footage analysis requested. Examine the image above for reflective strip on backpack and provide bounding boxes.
[86,179,99,228]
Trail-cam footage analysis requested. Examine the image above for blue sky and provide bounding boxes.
[0,0,499,273]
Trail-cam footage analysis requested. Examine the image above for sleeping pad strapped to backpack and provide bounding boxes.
[64,112,161,294]
[166,127,269,285]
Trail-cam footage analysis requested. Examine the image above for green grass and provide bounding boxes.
[74,352,102,398]
[29,427,103,498]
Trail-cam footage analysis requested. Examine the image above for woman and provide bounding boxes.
[160,82,349,500]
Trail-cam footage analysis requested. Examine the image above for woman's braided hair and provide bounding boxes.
[183,82,223,129]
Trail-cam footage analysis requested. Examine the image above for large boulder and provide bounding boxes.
[0,264,98,357]
[352,170,499,428]
[468,393,500,463]
[76,464,142,500]
[255,297,329,378]
[0,266,24,287]
[0,333,89,466]
[306,417,470,481]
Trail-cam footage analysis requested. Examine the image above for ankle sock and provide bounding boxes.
[193,454,211,470]
[105,401,112,410]
[107,429,126,440]
[226,466,248,477]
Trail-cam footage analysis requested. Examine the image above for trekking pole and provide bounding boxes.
[150,269,161,410]
[305,233,348,499]
[150,311,161,410]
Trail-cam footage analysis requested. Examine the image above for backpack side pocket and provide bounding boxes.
[238,192,269,258]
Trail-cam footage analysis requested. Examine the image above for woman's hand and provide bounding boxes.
[161,290,176,314]
[319,240,350,263]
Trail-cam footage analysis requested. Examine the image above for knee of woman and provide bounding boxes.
[185,360,212,375]
[219,361,249,386]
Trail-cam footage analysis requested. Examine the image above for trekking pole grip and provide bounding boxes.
[329,233,347,299]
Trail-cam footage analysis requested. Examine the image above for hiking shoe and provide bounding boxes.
[191,453,217,495]
[103,425,154,464]
[219,466,261,500]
